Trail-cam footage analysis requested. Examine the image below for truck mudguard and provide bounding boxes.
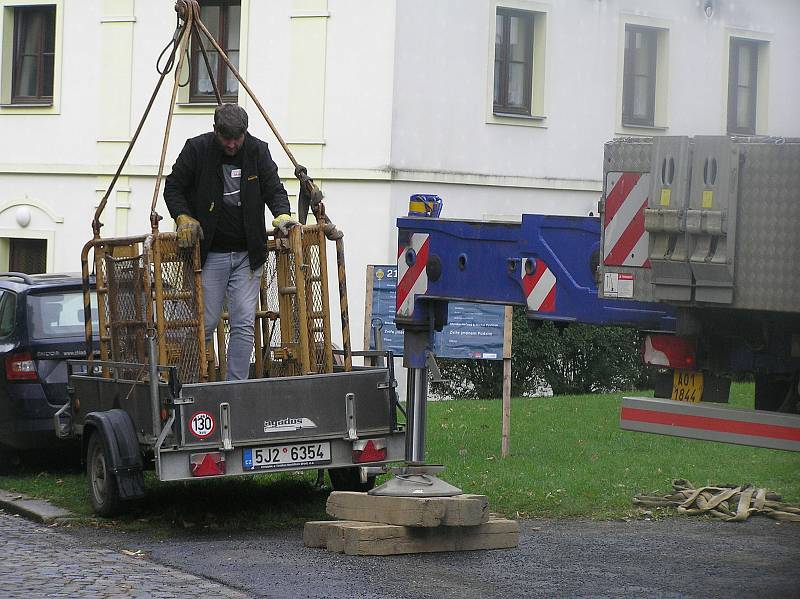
[83,409,145,500]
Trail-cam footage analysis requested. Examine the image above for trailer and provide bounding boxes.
[52,227,404,516]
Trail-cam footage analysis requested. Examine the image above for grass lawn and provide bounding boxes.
[1,383,797,530]
[424,383,799,519]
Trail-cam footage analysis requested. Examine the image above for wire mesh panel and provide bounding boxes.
[302,226,333,373]
[261,245,297,377]
[274,235,306,376]
[104,252,147,374]
[84,233,205,384]
[89,236,149,379]
[147,234,206,383]
[256,225,335,377]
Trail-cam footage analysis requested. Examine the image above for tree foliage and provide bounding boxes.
[432,308,648,399]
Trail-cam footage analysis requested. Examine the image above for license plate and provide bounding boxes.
[243,441,331,471]
[671,369,703,403]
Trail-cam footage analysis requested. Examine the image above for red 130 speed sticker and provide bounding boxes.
[189,411,215,439]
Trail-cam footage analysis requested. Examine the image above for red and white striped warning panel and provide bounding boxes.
[642,334,696,368]
[620,396,800,452]
[603,172,650,267]
[521,259,556,313]
[396,233,430,318]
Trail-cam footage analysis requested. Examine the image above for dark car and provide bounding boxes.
[0,272,97,460]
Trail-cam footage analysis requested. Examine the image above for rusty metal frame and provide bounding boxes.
[82,233,206,384]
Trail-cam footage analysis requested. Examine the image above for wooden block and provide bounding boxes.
[326,492,489,527]
[331,517,518,556]
[325,521,379,554]
[304,520,366,548]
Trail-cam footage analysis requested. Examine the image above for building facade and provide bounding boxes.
[0,0,798,351]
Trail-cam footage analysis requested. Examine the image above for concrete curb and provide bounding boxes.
[0,489,76,524]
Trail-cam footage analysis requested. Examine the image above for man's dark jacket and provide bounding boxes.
[164,131,290,270]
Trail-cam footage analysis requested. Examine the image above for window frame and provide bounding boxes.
[727,37,759,136]
[189,0,241,104]
[622,24,658,128]
[10,4,56,105]
[493,7,534,116]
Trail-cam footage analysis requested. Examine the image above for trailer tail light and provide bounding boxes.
[5,352,38,381]
[352,439,387,463]
[190,452,226,477]
[643,335,695,369]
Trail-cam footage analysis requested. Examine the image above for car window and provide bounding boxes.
[27,291,99,340]
[0,291,16,337]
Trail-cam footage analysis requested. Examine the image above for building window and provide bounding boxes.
[493,8,534,115]
[9,238,47,274]
[622,25,658,127]
[728,38,759,135]
[11,5,56,104]
[190,0,241,103]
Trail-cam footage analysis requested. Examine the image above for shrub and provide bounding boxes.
[432,308,648,399]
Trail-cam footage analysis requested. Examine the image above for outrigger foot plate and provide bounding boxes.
[368,464,462,497]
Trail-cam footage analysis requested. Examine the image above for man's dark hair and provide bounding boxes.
[214,103,248,139]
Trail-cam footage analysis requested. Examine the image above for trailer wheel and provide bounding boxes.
[328,467,376,493]
[86,432,123,517]
[0,448,21,475]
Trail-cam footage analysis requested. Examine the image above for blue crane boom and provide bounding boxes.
[395,213,675,333]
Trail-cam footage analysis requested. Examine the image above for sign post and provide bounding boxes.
[501,306,513,458]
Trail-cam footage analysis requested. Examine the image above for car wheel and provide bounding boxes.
[328,467,376,493]
[86,433,123,517]
[0,449,21,475]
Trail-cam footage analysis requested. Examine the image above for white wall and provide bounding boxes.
[323,0,396,170]
[390,0,800,188]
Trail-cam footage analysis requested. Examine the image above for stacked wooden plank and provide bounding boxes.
[304,492,518,556]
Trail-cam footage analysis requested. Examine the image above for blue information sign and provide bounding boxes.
[367,265,505,360]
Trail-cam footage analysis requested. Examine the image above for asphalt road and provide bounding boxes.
[67,516,800,599]
[0,510,247,599]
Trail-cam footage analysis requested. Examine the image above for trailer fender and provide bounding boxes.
[82,409,145,500]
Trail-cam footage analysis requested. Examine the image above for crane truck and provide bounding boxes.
[387,135,799,492]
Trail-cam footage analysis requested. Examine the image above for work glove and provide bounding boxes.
[272,213,300,236]
[176,214,203,248]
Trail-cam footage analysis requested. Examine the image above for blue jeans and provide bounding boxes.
[202,251,262,381]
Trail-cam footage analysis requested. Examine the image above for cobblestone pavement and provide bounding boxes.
[0,510,248,599]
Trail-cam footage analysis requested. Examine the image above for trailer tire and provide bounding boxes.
[328,467,376,493]
[86,432,123,517]
[0,448,21,475]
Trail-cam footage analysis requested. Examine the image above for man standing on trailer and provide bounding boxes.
[164,103,298,380]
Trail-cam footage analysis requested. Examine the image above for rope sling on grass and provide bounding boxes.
[633,479,800,522]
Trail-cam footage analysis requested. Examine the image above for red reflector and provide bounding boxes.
[5,352,37,381]
[190,452,226,477]
[352,439,387,463]
[642,335,696,369]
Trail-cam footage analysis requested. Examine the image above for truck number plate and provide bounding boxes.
[671,370,704,403]
[243,442,331,471]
